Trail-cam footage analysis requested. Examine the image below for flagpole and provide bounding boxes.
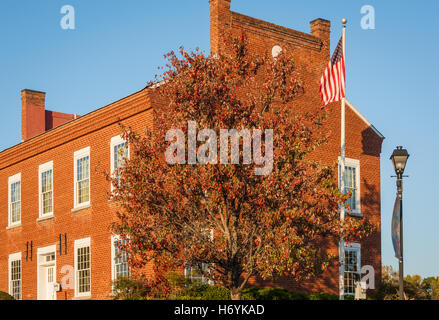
[339,18,347,300]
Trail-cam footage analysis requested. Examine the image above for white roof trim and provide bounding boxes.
[345,99,385,139]
[149,80,166,89]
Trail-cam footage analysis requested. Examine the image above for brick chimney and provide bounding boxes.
[209,0,232,56]
[310,18,331,59]
[21,89,76,141]
[21,89,46,141]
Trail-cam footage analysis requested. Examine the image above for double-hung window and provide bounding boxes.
[8,173,21,227]
[74,147,90,208]
[339,157,361,215]
[74,238,91,297]
[9,252,22,300]
[343,243,361,297]
[110,135,129,189]
[111,235,130,282]
[39,161,53,218]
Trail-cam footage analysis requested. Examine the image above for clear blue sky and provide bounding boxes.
[0,1,437,278]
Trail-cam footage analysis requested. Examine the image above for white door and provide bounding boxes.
[37,247,57,300]
[45,266,55,300]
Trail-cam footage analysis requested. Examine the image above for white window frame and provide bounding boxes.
[73,147,91,209]
[342,243,361,297]
[111,235,130,284]
[8,173,22,228]
[39,161,54,218]
[338,157,361,216]
[9,252,22,300]
[110,135,129,191]
[74,237,91,298]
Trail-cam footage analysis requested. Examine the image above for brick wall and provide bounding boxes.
[0,88,161,300]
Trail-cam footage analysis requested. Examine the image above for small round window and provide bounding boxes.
[272,45,282,58]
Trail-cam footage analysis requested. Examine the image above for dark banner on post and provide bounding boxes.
[392,194,401,259]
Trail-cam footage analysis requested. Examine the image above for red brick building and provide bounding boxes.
[0,0,384,300]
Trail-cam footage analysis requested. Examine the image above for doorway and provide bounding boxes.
[37,245,57,300]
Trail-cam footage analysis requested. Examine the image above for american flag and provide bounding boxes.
[319,37,345,106]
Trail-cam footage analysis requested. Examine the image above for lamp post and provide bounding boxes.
[390,146,410,301]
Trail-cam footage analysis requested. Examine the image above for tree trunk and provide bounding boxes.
[230,288,242,300]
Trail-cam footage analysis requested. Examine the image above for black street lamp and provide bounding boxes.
[390,146,410,301]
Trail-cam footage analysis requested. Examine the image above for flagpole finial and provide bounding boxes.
[342,18,347,26]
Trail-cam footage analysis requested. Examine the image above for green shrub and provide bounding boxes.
[0,291,14,300]
[241,287,307,300]
[241,288,339,301]
[199,285,230,300]
[112,278,149,300]
[172,285,339,301]
[113,277,342,301]
[173,284,230,300]
[170,295,203,300]
[307,292,339,300]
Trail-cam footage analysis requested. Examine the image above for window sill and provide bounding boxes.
[71,204,91,213]
[6,223,22,230]
[348,211,363,218]
[72,295,92,300]
[37,215,55,222]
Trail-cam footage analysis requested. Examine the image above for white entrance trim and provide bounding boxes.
[37,244,57,300]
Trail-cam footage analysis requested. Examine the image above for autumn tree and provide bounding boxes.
[111,34,372,300]
[423,277,439,300]
[377,266,439,300]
